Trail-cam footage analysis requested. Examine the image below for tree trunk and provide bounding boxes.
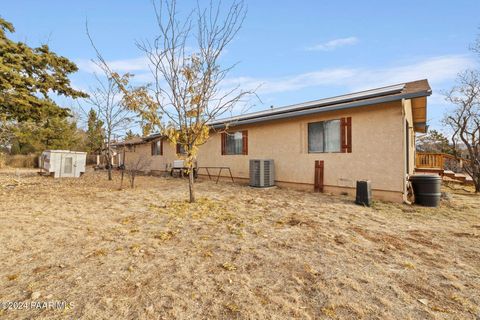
[120,147,125,188]
[107,151,112,181]
[475,173,480,193]
[188,166,195,203]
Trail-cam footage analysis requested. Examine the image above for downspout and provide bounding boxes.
[401,99,413,204]
[401,99,408,203]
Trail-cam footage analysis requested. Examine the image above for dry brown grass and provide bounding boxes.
[0,168,479,319]
[1,154,38,168]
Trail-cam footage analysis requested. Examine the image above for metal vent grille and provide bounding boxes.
[249,159,275,187]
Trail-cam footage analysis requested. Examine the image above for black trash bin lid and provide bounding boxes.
[409,174,441,181]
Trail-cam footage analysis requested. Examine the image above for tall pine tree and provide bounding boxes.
[86,109,104,154]
[0,17,87,122]
[0,17,88,154]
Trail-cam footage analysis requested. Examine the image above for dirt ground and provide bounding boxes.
[0,169,478,320]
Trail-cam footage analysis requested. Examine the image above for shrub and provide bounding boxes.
[4,154,39,168]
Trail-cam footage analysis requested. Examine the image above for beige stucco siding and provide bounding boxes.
[197,101,405,192]
[123,140,178,172]
[123,100,410,202]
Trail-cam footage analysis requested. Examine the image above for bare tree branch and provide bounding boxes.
[443,70,480,192]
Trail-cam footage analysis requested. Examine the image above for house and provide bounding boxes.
[116,79,432,203]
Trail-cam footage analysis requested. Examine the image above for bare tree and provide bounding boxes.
[84,66,133,180]
[88,0,256,202]
[87,0,255,202]
[128,0,255,202]
[444,70,480,192]
[124,155,151,188]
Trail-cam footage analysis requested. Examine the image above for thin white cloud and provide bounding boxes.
[76,56,151,74]
[224,54,475,95]
[223,68,357,95]
[76,56,156,84]
[306,37,359,51]
[349,55,475,90]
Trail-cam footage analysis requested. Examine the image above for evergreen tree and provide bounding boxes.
[124,129,139,140]
[9,118,84,154]
[86,109,104,154]
[416,129,453,154]
[0,18,87,122]
[0,17,87,155]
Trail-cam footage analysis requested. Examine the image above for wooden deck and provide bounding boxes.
[415,152,472,184]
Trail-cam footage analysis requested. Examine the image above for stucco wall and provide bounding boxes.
[122,140,178,173]
[123,100,410,201]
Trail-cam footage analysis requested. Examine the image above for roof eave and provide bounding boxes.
[210,90,432,129]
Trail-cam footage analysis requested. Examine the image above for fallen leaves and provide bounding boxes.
[85,248,108,258]
[221,262,237,271]
[224,302,240,314]
[6,274,18,281]
[154,230,176,241]
[0,169,479,320]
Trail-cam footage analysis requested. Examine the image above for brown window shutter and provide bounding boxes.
[151,142,155,155]
[221,132,226,155]
[160,140,163,155]
[176,143,180,154]
[314,160,324,192]
[242,130,248,155]
[340,118,347,153]
[346,117,352,153]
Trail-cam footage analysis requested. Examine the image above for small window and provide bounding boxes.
[308,120,341,153]
[151,140,162,156]
[222,131,247,155]
[176,143,187,155]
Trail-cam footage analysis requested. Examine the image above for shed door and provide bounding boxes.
[63,156,74,177]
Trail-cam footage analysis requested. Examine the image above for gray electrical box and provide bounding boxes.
[355,180,372,206]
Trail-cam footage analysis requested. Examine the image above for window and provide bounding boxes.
[176,143,187,155]
[308,120,341,153]
[151,140,162,156]
[221,131,248,155]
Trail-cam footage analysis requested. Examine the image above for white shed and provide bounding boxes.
[39,150,87,178]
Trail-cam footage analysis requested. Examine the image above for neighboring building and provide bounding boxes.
[116,80,431,203]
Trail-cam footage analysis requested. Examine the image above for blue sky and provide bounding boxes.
[2,0,480,132]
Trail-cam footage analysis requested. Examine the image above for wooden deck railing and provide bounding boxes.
[416,153,444,169]
[416,152,471,171]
